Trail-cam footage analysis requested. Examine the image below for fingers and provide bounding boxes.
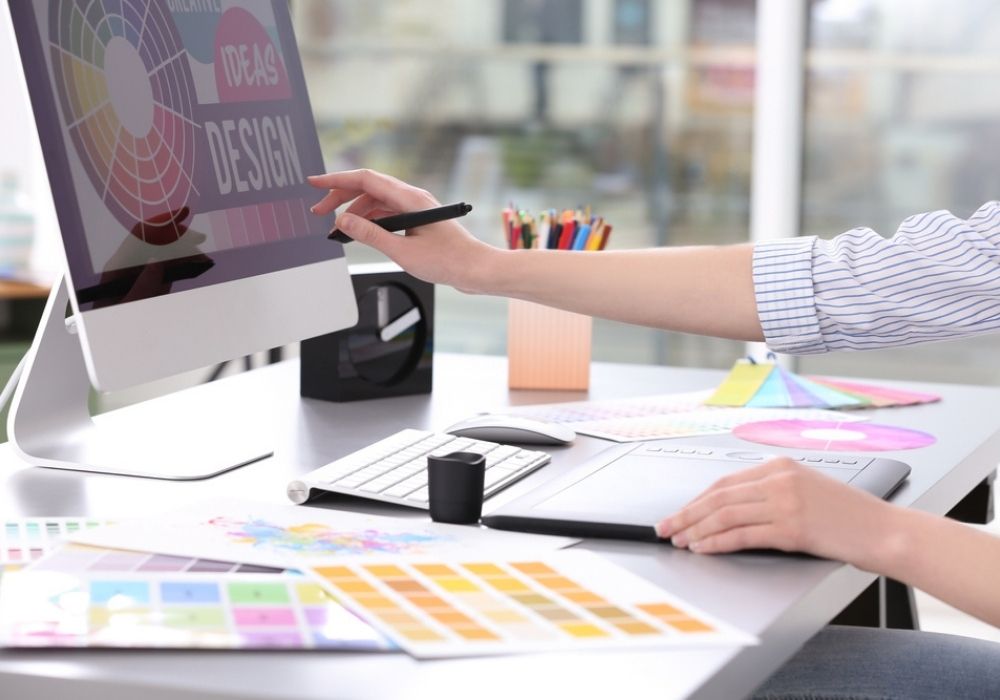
[660,458,797,534]
[701,457,793,495]
[343,193,395,219]
[669,502,771,548]
[307,169,435,213]
[310,189,352,216]
[335,212,402,258]
[312,189,398,223]
[655,458,822,556]
[687,524,778,554]
[656,481,766,539]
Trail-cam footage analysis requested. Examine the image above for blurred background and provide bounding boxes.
[296,0,1000,384]
[1,0,999,640]
[5,0,1000,388]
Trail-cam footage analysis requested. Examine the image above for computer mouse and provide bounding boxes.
[444,414,576,446]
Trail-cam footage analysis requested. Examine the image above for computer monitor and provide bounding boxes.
[5,0,358,478]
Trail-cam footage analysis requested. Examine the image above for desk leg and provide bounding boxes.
[832,577,920,630]
[831,580,879,627]
[947,471,995,524]
[885,578,919,629]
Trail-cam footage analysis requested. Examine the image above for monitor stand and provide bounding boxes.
[6,276,273,479]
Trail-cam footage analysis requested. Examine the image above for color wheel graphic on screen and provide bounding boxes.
[49,0,198,245]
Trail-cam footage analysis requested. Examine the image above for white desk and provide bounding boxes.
[1,354,998,700]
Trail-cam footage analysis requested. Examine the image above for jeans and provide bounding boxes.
[752,625,1000,700]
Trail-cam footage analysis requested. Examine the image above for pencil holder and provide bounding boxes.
[507,299,592,391]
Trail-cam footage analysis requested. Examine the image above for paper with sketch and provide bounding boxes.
[70,500,578,569]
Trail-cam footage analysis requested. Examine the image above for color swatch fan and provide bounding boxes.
[705,359,939,410]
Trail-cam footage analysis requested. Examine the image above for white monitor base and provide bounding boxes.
[7,277,272,480]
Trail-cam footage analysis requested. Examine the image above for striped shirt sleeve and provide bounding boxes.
[752,200,1000,354]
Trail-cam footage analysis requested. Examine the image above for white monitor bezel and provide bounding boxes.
[73,257,356,391]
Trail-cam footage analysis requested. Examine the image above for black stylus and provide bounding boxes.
[328,202,473,243]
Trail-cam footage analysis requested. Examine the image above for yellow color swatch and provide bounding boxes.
[295,583,328,605]
[704,361,774,406]
[560,622,608,638]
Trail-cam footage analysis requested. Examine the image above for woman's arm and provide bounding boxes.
[656,459,1000,627]
[310,169,1000,354]
[887,507,1000,626]
[490,245,761,340]
[308,169,764,341]
[756,201,1000,355]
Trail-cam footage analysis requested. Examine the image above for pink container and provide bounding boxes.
[507,299,592,391]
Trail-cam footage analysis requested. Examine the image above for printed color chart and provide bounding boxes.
[311,551,755,658]
[1,518,107,564]
[510,391,865,442]
[29,543,287,576]
[0,570,391,651]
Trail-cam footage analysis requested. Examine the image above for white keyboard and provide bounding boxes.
[286,429,551,508]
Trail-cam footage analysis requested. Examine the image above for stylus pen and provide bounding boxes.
[329,202,473,243]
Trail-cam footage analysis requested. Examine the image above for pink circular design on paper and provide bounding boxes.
[733,419,936,452]
[214,7,291,103]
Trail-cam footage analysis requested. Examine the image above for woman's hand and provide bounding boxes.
[308,169,502,294]
[656,457,901,571]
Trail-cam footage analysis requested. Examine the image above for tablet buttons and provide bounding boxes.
[725,451,768,462]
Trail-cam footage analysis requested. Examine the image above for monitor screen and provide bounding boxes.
[11,0,341,310]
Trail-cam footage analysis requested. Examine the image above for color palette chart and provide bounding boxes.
[29,543,287,576]
[205,199,314,250]
[311,551,755,658]
[706,359,940,409]
[1,518,107,564]
[0,570,392,651]
[509,391,864,442]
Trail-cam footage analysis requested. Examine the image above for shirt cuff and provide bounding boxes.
[752,237,827,355]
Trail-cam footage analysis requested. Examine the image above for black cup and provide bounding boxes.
[427,451,486,524]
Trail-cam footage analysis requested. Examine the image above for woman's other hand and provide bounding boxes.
[656,457,900,571]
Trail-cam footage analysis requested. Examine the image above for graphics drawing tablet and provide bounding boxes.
[482,442,911,542]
